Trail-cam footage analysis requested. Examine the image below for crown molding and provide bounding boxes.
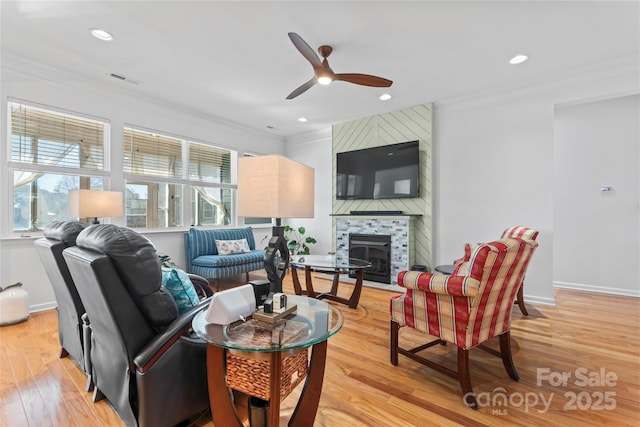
[284,127,332,146]
[434,55,640,113]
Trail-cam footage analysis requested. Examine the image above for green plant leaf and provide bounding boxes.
[298,226,306,234]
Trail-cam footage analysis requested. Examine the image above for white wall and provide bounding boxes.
[1,59,285,310]
[554,95,639,296]
[434,96,556,304]
[284,129,333,256]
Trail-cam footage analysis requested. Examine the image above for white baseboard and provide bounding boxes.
[522,294,556,306]
[29,301,57,313]
[554,281,640,298]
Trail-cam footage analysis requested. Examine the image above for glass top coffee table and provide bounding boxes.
[192,295,343,427]
[290,255,372,309]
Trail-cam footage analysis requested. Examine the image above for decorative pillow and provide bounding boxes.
[215,238,251,255]
[161,268,200,314]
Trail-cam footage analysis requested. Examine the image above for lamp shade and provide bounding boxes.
[237,155,314,219]
[69,190,123,219]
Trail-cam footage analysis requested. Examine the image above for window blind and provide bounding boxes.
[10,102,105,170]
[188,142,231,183]
[123,128,182,178]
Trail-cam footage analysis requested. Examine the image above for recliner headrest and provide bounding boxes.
[43,220,88,246]
[76,224,178,327]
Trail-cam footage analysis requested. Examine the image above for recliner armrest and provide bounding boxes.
[187,273,208,287]
[133,297,211,372]
[398,271,480,297]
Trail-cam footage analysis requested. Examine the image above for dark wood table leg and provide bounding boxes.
[347,268,364,309]
[329,273,340,295]
[289,341,328,427]
[268,351,282,427]
[291,266,303,295]
[304,266,317,298]
[316,269,363,309]
[206,345,243,426]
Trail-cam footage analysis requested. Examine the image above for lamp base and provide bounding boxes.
[264,223,289,293]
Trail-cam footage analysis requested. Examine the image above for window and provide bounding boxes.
[8,102,108,231]
[123,127,235,228]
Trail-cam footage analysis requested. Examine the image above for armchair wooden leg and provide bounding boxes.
[458,348,477,409]
[59,347,69,358]
[516,285,528,315]
[499,332,519,381]
[390,320,399,366]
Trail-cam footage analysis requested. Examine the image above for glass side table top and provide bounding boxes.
[290,254,372,272]
[192,295,343,353]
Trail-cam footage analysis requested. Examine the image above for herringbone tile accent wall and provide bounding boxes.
[332,103,433,268]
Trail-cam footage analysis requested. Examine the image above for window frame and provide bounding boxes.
[6,99,111,234]
[122,124,238,230]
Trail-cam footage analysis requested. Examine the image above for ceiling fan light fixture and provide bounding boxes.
[317,76,332,85]
[298,117,308,122]
[379,93,392,101]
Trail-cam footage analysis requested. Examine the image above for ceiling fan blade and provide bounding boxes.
[286,78,317,100]
[288,32,323,69]
[333,73,393,87]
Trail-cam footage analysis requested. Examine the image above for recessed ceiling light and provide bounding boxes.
[379,93,392,101]
[298,117,308,123]
[90,28,113,41]
[509,54,528,65]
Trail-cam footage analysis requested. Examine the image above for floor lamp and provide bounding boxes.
[69,190,124,224]
[237,155,315,293]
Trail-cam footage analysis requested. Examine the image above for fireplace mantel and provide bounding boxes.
[331,213,421,219]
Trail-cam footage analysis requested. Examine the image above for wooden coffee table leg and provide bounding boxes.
[329,273,340,295]
[304,266,317,298]
[207,345,242,426]
[289,341,328,427]
[291,266,303,295]
[347,269,364,309]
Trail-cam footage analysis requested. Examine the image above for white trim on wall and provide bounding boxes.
[554,282,640,298]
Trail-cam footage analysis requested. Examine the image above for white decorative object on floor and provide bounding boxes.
[0,282,29,326]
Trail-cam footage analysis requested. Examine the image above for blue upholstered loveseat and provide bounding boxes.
[184,227,265,282]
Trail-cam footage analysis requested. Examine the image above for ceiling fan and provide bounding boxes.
[286,32,393,100]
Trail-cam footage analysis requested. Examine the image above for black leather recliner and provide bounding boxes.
[35,220,93,391]
[63,224,211,427]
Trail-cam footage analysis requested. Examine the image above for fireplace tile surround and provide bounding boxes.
[334,216,417,285]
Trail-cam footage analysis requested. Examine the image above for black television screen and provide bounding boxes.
[336,141,419,200]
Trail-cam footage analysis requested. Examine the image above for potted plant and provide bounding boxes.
[261,226,317,256]
[284,225,317,255]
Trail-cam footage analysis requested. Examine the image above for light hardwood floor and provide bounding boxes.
[1,274,639,426]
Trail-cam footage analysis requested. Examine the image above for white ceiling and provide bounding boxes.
[2,1,639,138]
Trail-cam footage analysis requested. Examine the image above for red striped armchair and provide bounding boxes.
[453,226,539,315]
[390,237,538,409]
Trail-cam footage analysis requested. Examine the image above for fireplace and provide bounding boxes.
[349,234,391,284]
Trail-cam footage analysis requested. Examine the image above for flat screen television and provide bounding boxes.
[336,140,419,200]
